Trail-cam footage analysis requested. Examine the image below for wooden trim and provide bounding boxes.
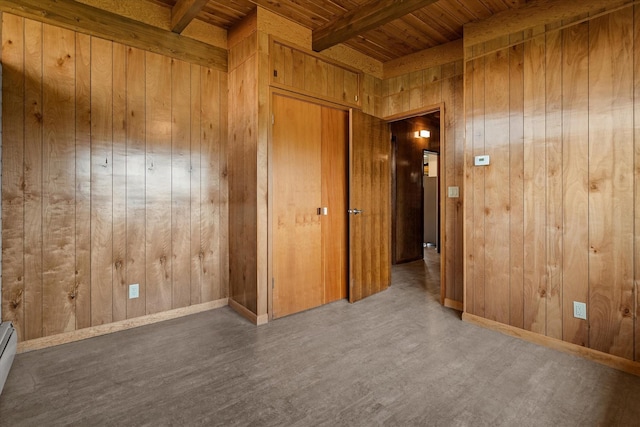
[462,313,640,377]
[229,298,260,324]
[444,298,463,311]
[0,0,227,71]
[312,0,438,52]
[17,299,229,353]
[464,0,634,48]
[384,39,463,79]
[171,0,210,34]
[270,86,357,111]
[383,103,442,123]
[228,299,256,323]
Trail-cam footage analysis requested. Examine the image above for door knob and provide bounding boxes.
[348,209,363,215]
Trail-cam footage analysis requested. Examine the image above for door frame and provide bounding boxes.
[267,88,351,320]
[384,103,447,306]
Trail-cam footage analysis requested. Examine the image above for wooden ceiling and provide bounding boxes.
[151,0,526,62]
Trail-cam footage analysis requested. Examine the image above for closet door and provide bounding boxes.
[272,95,348,318]
[321,106,348,303]
[272,94,323,318]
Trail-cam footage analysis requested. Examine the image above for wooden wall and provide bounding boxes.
[464,4,640,360]
[228,28,259,315]
[381,61,465,305]
[1,13,228,342]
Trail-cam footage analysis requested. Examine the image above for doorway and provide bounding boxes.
[391,111,441,266]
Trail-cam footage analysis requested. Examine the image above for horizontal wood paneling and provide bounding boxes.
[1,14,228,342]
[464,5,640,361]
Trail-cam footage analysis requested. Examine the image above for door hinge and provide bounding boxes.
[272,277,275,289]
[355,95,358,102]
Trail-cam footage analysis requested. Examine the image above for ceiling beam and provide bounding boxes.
[0,0,227,71]
[171,0,210,33]
[312,0,438,52]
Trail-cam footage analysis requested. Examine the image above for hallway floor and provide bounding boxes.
[1,260,639,426]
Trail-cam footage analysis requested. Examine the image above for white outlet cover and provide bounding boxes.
[448,186,459,198]
[129,284,140,299]
[474,155,490,166]
[573,301,587,320]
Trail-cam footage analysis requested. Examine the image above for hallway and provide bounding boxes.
[1,260,639,426]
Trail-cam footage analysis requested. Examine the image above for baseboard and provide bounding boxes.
[462,312,640,377]
[444,298,463,311]
[229,298,260,325]
[17,298,229,354]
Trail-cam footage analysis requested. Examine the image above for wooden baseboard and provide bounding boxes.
[17,298,229,354]
[462,312,640,377]
[444,298,463,311]
[229,298,260,325]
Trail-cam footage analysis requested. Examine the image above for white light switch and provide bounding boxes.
[448,186,459,198]
[474,155,490,166]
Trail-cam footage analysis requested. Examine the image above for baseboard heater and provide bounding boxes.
[0,322,17,396]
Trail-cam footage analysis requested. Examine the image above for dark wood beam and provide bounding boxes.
[312,0,438,52]
[0,0,227,71]
[171,0,210,33]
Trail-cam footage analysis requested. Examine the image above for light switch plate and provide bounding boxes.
[448,186,459,198]
[474,155,490,166]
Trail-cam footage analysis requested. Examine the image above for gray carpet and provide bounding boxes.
[1,257,639,426]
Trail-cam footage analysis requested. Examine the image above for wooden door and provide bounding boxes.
[272,95,323,317]
[322,107,348,303]
[272,94,348,317]
[349,110,392,302]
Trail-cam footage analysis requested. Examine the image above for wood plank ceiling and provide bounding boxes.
[149,0,525,62]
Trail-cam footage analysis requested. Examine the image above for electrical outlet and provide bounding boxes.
[129,284,139,299]
[573,301,587,320]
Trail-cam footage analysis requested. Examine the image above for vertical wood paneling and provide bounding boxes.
[1,13,26,338]
[23,18,43,340]
[588,10,634,360]
[2,15,228,341]
[112,42,128,322]
[471,55,486,317]
[219,72,229,301]
[562,22,589,347]
[145,52,173,315]
[42,24,76,335]
[200,68,221,302]
[90,36,114,327]
[125,46,147,320]
[75,32,92,330]
[464,59,475,313]
[545,30,563,340]
[189,64,202,305]
[508,40,525,329]
[171,59,192,309]
[522,35,546,335]
[451,72,465,303]
[465,5,640,362]
[635,4,640,362]
[483,47,510,324]
[228,53,258,314]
